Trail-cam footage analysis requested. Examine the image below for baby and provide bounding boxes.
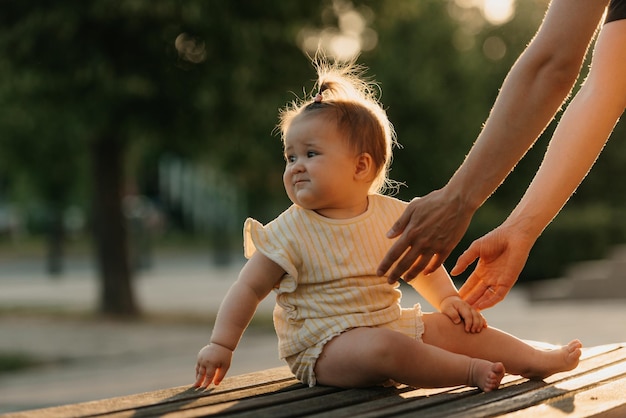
[195,58,582,392]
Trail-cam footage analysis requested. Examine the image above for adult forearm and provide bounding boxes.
[447,64,575,209]
[503,21,626,241]
[443,0,606,212]
[502,98,619,242]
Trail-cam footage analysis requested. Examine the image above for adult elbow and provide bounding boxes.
[532,52,585,104]
[547,56,583,92]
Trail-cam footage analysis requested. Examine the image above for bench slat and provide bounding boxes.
[300,343,626,418]
[2,368,297,418]
[4,343,626,418]
[504,376,626,418]
[395,346,626,418]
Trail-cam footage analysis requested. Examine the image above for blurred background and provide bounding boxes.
[1,0,626,412]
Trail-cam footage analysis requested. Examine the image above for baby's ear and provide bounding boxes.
[354,152,374,180]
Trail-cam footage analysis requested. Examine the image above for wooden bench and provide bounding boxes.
[5,343,626,418]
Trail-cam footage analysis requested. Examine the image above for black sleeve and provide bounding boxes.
[606,0,626,23]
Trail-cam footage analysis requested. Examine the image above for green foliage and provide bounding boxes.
[1,0,624,283]
[362,0,548,202]
[0,0,568,218]
[0,351,42,373]
[0,1,322,220]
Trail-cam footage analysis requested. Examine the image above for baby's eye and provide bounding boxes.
[285,155,296,163]
[307,151,318,158]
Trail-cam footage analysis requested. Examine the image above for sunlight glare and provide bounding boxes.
[483,0,515,25]
[297,0,376,62]
[454,0,515,25]
[329,34,362,61]
[339,10,366,35]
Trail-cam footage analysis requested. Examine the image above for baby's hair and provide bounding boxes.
[278,56,399,195]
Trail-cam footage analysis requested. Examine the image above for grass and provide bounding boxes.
[0,352,43,373]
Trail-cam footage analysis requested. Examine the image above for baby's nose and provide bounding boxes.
[291,160,305,172]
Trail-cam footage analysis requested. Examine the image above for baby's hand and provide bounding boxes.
[194,343,233,388]
[440,295,487,333]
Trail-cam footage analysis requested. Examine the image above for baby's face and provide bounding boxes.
[283,113,363,218]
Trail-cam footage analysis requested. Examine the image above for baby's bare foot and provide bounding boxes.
[468,359,505,392]
[523,339,582,379]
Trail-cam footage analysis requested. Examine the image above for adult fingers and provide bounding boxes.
[379,198,429,279]
[450,242,480,277]
[420,252,447,276]
[458,274,492,307]
[378,233,414,280]
[401,253,439,282]
[388,250,435,283]
[385,202,414,239]
[474,286,508,310]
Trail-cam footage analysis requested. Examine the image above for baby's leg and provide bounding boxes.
[422,312,582,379]
[314,327,504,391]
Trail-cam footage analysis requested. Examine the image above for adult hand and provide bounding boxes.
[378,189,474,284]
[455,225,533,310]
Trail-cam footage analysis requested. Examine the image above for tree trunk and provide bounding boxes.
[91,135,139,317]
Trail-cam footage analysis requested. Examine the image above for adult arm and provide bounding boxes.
[457,19,626,309]
[195,252,285,387]
[379,0,608,284]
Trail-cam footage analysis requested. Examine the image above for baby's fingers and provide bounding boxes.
[441,304,462,325]
[213,366,228,386]
[194,365,217,388]
[456,303,481,333]
[466,309,487,333]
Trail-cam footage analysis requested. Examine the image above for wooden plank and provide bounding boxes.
[503,375,626,417]
[295,343,626,418]
[2,367,297,418]
[108,380,311,418]
[183,386,399,418]
[181,343,626,418]
[4,344,626,418]
[313,386,485,418]
[412,349,626,418]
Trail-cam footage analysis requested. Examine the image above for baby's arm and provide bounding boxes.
[195,251,285,388]
[407,266,486,333]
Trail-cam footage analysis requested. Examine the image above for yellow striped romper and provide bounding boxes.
[243,194,425,386]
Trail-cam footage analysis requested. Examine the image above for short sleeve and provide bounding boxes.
[243,217,299,289]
